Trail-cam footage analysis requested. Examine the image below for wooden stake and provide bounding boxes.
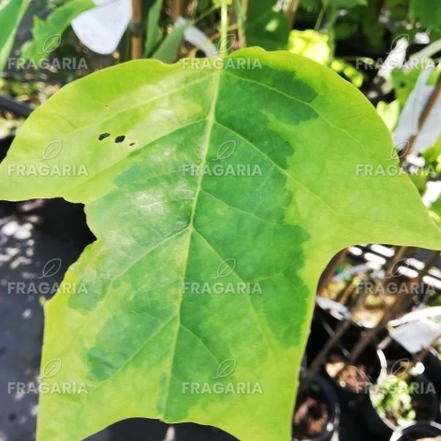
[131,0,143,60]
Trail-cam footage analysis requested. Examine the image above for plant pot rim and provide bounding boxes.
[292,374,340,441]
[390,420,441,441]
[327,347,387,396]
[369,373,440,432]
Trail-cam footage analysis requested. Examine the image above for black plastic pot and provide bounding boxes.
[0,134,14,162]
[422,349,441,395]
[362,374,440,438]
[382,336,441,397]
[292,375,340,441]
[306,308,365,365]
[390,421,441,441]
[322,335,387,409]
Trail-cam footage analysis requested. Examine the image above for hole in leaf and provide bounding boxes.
[115,136,125,143]
[98,133,110,141]
[130,142,135,146]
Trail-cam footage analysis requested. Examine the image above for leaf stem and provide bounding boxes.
[220,0,229,57]
[314,4,327,32]
[192,4,220,25]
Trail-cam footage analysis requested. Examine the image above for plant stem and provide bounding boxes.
[192,4,219,25]
[131,0,143,60]
[220,0,229,56]
[288,0,300,28]
[314,4,327,32]
[234,0,248,48]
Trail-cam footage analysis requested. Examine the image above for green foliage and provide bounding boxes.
[288,29,332,65]
[0,0,30,71]
[151,21,187,63]
[376,100,400,132]
[246,0,290,50]
[21,0,94,63]
[410,0,441,33]
[0,48,440,441]
[145,0,163,56]
[371,375,416,427]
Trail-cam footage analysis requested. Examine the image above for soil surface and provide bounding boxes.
[294,390,329,439]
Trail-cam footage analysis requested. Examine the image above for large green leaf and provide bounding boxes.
[0,48,440,441]
[410,0,441,33]
[0,0,30,72]
[21,0,94,63]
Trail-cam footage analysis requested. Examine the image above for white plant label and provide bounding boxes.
[71,0,132,55]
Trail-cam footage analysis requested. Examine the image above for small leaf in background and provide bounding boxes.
[331,58,364,88]
[213,359,237,379]
[288,29,331,65]
[0,0,30,72]
[40,140,62,161]
[40,33,62,54]
[21,0,94,63]
[410,0,441,33]
[246,0,290,51]
[376,100,400,132]
[151,22,187,63]
[145,0,163,56]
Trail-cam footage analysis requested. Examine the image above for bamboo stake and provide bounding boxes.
[385,246,409,278]
[131,0,143,59]
[172,0,186,21]
[288,0,300,28]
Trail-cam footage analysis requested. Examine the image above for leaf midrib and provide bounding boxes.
[160,69,222,417]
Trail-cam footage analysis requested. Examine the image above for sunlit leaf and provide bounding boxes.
[0,48,440,441]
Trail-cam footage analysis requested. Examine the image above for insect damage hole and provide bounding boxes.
[98,133,110,141]
[115,135,126,143]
